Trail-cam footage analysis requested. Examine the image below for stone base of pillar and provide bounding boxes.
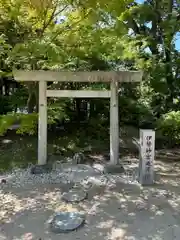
[104,164,124,174]
[30,163,52,174]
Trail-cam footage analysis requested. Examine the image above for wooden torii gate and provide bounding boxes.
[13,70,142,166]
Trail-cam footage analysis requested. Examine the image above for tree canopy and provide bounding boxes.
[0,0,180,143]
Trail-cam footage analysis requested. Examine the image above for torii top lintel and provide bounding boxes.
[13,70,143,82]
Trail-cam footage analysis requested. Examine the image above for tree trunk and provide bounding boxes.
[0,86,2,95]
[90,100,95,119]
[35,82,39,113]
[27,92,36,113]
[164,0,174,110]
[75,98,81,122]
[4,80,10,96]
[27,83,37,113]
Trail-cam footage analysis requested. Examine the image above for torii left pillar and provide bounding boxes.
[38,81,47,165]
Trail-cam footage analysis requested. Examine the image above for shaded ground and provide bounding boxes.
[0,123,110,172]
[1,125,180,172]
[1,160,180,239]
[1,125,180,239]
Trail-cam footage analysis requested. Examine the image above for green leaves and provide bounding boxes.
[10,36,64,69]
[157,111,180,143]
[0,114,17,136]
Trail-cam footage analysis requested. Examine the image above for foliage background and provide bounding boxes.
[0,0,180,170]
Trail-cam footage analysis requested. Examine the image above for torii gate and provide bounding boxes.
[13,70,142,166]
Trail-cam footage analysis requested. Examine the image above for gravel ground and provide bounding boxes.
[0,161,138,189]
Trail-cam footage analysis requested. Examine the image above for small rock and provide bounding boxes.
[62,189,87,203]
[136,200,147,210]
[92,163,105,173]
[1,179,7,184]
[73,153,86,164]
[2,139,12,144]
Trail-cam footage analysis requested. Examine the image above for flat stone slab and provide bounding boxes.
[104,164,124,174]
[30,164,52,174]
[60,164,99,173]
[62,189,87,203]
[49,212,85,233]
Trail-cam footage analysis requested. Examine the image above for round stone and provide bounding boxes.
[50,212,85,233]
[30,164,52,174]
[62,189,87,203]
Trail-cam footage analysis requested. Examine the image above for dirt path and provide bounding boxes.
[1,157,180,240]
[1,125,180,239]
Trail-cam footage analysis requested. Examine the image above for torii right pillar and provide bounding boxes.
[105,79,124,174]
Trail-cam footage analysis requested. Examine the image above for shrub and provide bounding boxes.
[119,96,155,128]
[0,113,38,136]
[0,105,68,136]
[0,114,16,135]
[156,111,180,144]
[0,96,13,114]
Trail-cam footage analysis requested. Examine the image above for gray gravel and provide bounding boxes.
[0,162,139,190]
[1,167,72,188]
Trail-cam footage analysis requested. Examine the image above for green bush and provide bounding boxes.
[9,86,28,110]
[0,95,13,114]
[0,113,38,136]
[0,104,68,136]
[119,96,155,128]
[0,114,16,135]
[157,111,180,144]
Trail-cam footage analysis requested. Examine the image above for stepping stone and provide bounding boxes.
[30,164,52,174]
[50,212,85,233]
[62,189,87,203]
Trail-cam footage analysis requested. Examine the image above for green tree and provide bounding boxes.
[118,0,180,112]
